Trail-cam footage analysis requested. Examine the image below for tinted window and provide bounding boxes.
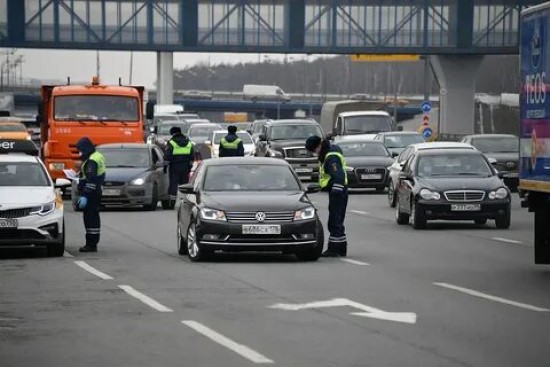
[98,148,150,168]
[398,147,411,162]
[384,134,425,148]
[203,165,300,191]
[54,95,140,122]
[344,115,392,134]
[471,137,519,153]
[269,124,322,140]
[0,123,26,132]
[0,162,49,186]
[416,154,493,177]
[213,132,253,144]
[338,142,390,157]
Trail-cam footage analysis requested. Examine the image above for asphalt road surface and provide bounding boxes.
[1,192,549,367]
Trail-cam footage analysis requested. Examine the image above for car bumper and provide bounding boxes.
[416,199,511,220]
[195,218,319,251]
[0,208,64,247]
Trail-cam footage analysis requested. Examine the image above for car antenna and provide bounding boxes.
[119,77,122,86]
[67,77,71,85]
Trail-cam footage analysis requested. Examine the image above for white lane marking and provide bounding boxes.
[118,285,173,313]
[350,210,370,216]
[74,260,113,280]
[181,320,274,364]
[270,298,416,324]
[340,258,370,266]
[434,283,550,312]
[491,237,524,245]
[63,251,74,258]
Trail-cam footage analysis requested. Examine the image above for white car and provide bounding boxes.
[0,154,66,256]
[208,130,255,157]
[387,142,477,207]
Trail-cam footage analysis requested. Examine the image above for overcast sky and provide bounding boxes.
[8,49,299,88]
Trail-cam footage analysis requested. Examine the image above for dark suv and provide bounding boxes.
[256,119,322,181]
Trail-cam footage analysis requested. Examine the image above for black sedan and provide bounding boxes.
[336,139,394,190]
[176,157,324,262]
[71,143,170,211]
[395,149,511,229]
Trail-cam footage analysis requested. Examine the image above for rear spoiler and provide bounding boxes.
[0,139,39,156]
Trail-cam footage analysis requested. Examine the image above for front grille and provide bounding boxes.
[283,147,313,159]
[0,229,45,240]
[444,190,485,202]
[0,208,33,219]
[355,167,387,181]
[226,235,295,243]
[225,211,295,223]
[103,181,126,187]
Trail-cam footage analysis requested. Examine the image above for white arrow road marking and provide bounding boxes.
[269,298,416,324]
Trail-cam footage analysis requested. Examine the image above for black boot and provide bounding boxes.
[79,245,97,253]
[338,242,347,257]
[321,243,339,257]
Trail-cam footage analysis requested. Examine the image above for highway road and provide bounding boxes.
[1,192,548,367]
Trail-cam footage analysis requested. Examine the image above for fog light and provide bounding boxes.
[296,233,314,240]
[39,223,59,238]
[203,234,221,240]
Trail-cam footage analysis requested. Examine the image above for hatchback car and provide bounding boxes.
[394,149,511,229]
[176,157,323,262]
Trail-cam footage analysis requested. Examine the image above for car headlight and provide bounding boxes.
[345,166,355,172]
[419,188,440,200]
[268,149,283,158]
[489,187,508,200]
[294,206,316,221]
[200,208,227,221]
[30,201,56,216]
[26,135,32,140]
[49,162,65,171]
[130,177,146,186]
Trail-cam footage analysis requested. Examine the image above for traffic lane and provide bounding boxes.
[0,255,250,367]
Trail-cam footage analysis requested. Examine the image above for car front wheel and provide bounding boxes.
[295,218,324,261]
[177,220,188,255]
[388,182,396,207]
[411,201,427,229]
[395,196,409,225]
[495,207,511,229]
[187,221,210,262]
[47,220,65,257]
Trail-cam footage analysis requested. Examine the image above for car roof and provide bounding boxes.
[463,134,518,139]
[337,139,385,145]
[202,157,290,167]
[212,130,251,135]
[377,131,422,136]
[189,122,219,127]
[97,143,150,149]
[339,111,390,118]
[266,119,319,126]
[0,154,39,163]
[158,120,188,125]
[184,119,212,124]
[411,142,476,150]
[417,148,484,156]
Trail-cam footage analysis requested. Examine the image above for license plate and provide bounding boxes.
[242,225,281,235]
[0,218,18,228]
[503,172,518,178]
[295,167,313,173]
[361,174,382,180]
[102,188,121,196]
[451,204,481,211]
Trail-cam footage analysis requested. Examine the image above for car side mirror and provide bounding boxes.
[146,101,155,120]
[497,171,505,179]
[178,183,195,194]
[392,151,399,158]
[399,172,412,181]
[306,184,320,193]
[149,126,156,134]
[259,134,267,142]
[55,178,71,188]
[487,157,497,165]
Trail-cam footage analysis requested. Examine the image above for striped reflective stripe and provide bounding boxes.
[86,227,101,234]
[170,195,178,200]
[329,235,347,242]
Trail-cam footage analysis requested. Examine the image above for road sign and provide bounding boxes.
[421,101,432,113]
[422,127,433,139]
[269,298,417,324]
[422,114,430,124]
[350,54,421,63]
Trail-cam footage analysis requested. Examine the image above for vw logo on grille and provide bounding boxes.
[255,212,266,222]
[506,162,515,168]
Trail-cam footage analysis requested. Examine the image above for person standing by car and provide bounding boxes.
[219,125,245,157]
[75,137,106,253]
[164,126,194,209]
[306,135,348,257]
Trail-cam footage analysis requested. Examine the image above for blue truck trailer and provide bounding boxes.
[520,3,550,264]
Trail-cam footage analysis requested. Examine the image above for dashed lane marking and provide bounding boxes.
[491,237,525,245]
[118,285,173,313]
[181,320,274,364]
[340,258,370,266]
[434,282,550,312]
[74,260,113,280]
[350,210,370,216]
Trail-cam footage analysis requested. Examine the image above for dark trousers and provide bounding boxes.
[169,164,190,200]
[83,193,101,248]
[327,190,348,251]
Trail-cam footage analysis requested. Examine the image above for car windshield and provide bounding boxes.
[98,148,150,168]
[270,124,322,140]
[0,162,49,186]
[154,116,183,125]
[0,124,26,132]
[253,122,267,133]
[339,142,390,157]
[344,115,392,134]
[472,137,519,153]
[416,154,493,177]
[189,125,221,139]
[158,122,191,135]
[54,95,140,121]
[203,164,301,191]
[384,134,425,148]
[213,132,253,144]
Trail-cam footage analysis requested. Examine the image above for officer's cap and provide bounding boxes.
[305,135,322,152]
[228,125,237,134]
[170,126,182,135]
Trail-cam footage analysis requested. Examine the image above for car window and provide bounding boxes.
[384,134,425,148]
[158,122,191,135]
[398,147,411,163]
[344,115,392,134]
[471,137,519,153]
[0,162,50,186]
[269,124,322,140]
[0,123,26,132]
[416,154,493,177]
[338,142,390,157]
[203,165,301,191]
[98,148,151,168]
[402,155,415,173]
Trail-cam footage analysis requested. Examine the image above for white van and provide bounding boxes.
[243,85,291,102]
[154,104,184,115]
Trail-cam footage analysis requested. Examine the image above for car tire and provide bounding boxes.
[495,207,511,229]
[395,196,409,225]
[411,201,427,229]
[376,187,385,193]
[388,182,396,208]
[474,219,488,225]
[47,220,65,257]
[295,219,324,262]
[187,221,210,262]
[144,184,158,211]
[177,219,188,255]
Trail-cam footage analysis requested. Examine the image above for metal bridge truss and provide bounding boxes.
[0,0,545,54]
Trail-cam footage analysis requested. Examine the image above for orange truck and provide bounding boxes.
[39,77,151,180]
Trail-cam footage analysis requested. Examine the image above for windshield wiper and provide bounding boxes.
[99,118,128,125]
[71,118,107,125]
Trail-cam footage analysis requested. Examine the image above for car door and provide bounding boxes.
[390,147,411,186]
[396,155,415,213]
[152,146,168,197]
[180,163,203,235]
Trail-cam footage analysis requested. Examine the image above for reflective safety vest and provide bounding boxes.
[169,140,193,155]
[319,151,348,188]
[220,137,242,149]
[82,151,106,179]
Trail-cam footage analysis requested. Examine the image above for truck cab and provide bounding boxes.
[333,111,394,140]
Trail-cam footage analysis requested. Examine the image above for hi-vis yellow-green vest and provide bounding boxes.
[82,151,106,178]
[169,140,193,155]
[319,151,348,188]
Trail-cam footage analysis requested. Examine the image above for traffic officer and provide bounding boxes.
[305,135,348,257]
[219,125,244,157]
[164,126,194,209]
[75,137,106,253]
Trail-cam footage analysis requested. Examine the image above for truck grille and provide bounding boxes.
[444,190,485,202]
[283,147,313,159]
[0,208,33,219]
[226,211,295,223]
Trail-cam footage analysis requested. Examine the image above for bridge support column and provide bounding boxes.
[156,52,173,105]
[431,55,484,136]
